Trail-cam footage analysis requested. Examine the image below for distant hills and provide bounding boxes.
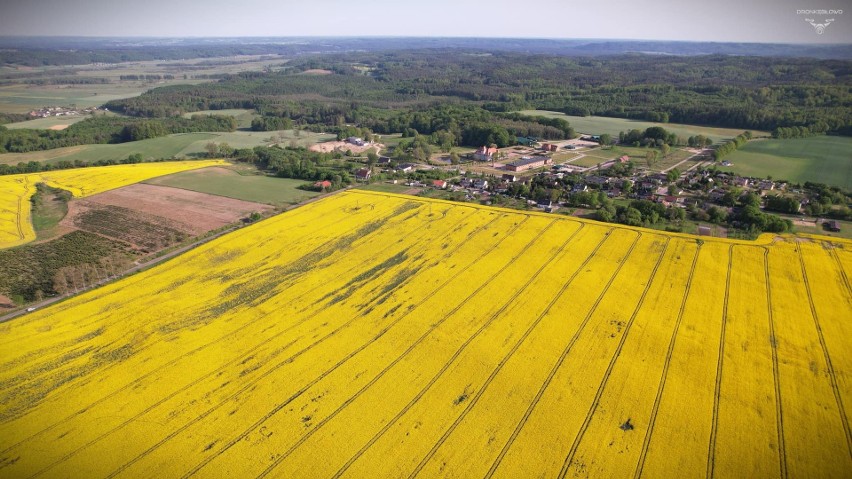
[0,37,850,65]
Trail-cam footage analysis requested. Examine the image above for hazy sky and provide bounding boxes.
[2,0,850,43]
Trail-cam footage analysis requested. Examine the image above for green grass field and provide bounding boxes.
[144,166,321,206]
[718,136,852,190]
[0,130,334,166]
[518,110,768,143]
[565,146,695,171]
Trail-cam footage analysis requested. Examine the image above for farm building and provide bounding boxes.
[826,220,841,232]
[474,146,498,161]
[347,137,366,146]
[516,137,538,146]
[505,156,552,172]
[618,155,630,163]
[541,143,558,152]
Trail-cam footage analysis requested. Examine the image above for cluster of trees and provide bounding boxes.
[596,199,686,227]
[763,195,801,214]
[686,135,714,148]
[251,116,294,131]
[772,125,821,139]
[619,127,678,147]
[0,115,236,153]
[232,145,353,185]
[713,131,752,160]
[0,230,134,301]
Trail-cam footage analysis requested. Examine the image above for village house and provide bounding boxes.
[431,179,448,189]
[396,163,415,173]
[473,179,489,190]
[757,180,775,191]
[585,176,609,188]
[354,168,372,181]
[347,137,366,146]
[502,174,518,183]
[314,180,332,190]
[474,146,499,162]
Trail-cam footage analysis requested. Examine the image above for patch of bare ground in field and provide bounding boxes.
[0,294,14,309]
[58,183,273,252]
[79,183,273,234]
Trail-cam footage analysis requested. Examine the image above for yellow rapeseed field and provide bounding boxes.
[0,190,850,478]
[0,160,226,248]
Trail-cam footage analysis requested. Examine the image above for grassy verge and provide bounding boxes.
[30,183,71,240]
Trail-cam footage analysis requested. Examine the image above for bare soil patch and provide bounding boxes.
[309,141,385,155]
[299,69,333,75]
[48,124,69,131]
[75,183,272,234]
[0,294,14,309]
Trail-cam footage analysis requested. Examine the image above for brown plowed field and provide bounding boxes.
[73,183,273,234]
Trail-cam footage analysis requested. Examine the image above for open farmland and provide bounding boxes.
[0,130,333,167]
[0,191,849,478]
[145,167,320,206]
[518,110,768,143]
[718,136,852,191]
[0,160,226,248]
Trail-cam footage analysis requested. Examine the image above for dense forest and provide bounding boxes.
[0,115,236,153]
[106,51,852,137]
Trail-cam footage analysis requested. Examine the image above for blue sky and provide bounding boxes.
[1,0,850,43]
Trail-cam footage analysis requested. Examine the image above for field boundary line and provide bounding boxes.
[831,249,852,296]
[248,219,565,479]
[633,243,701,478]
[797,246,852,458]
[132,214,532,479]
[764,248,788,479]
[7,200,451,471]
[330,223,590,479]
[557,237,671,479]
[706,245,734,478]
[481,231,644,479]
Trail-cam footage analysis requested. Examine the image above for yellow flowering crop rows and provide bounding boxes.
[0,190,850,478]
[0,160,226,249]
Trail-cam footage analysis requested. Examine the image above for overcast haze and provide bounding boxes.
[1,0,850,43]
